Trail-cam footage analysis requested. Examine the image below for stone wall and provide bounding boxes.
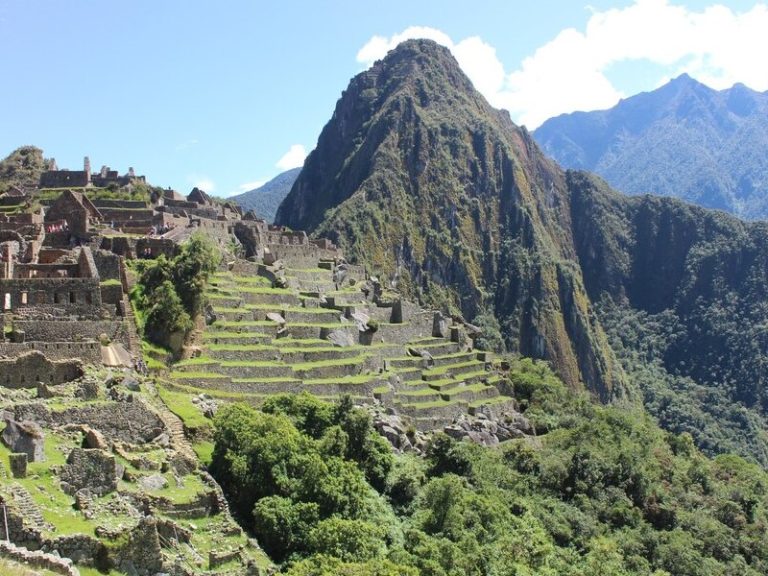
[39,170,89,188]
[100,283,123,306]
[0,351,84,388]
[99,236,179,260]
[0,342,102,363]
[92,250,121,281]
[13,320,128,347]
[0,277,101,309]
[15,401,166,444]
[264,244,341,269]
[59,448,119,496]
[0,540,80,576]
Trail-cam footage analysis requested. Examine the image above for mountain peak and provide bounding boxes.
[275,38,620,397]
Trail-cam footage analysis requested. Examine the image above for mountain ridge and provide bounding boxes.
[275,38,768,464]
[534,74,768,219]
[229,167,301,222]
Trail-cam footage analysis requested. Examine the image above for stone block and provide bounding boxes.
[9,452,27,478]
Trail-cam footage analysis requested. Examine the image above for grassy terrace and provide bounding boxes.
[422,360,485,377]
[202,331,272,339]
[397,398,466,409]
[204,343,280,351]
[290,355,370,370]
[170,371,228,379]
[244,303,340,313]
[440,382,495,397]
[303,373,389,385]
[211,320,275,328]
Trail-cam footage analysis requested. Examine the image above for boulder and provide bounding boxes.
[139,473,168,491]
[328,329,355,347]
[2,418,45,462]
[83,427,109,450]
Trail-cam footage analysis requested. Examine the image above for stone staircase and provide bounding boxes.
[8,484,51,532]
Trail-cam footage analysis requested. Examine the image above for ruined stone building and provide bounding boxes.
[45,190,102,238]
[39,156,145,189]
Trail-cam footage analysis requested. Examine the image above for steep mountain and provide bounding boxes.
[277,39,624,401]
[230,167,301,222]
[534,75,768,219]
[275,39,768,465]
[0,145,51,192]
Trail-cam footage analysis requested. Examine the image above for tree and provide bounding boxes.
[307,517,385,562]
[143,280,191,349]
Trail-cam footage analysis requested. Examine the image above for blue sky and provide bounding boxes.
[1,0,765,197]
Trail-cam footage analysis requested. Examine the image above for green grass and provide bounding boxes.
[0,434,96,537]
[422,360,485,377]
[202,331,271,339]
[170,371,227,379]
[291,355,368,370]
[302,373,388,385]
[397,398,465,409]
[193,441,214,466]
[175,356,218,366]
[205,343,278,352]
[157,384,211,430]
[440,383,494,397]
[0,558,59,576]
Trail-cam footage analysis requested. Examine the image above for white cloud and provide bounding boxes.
[276,144,307,170]
[188,176,215,193]
[357,2,768,128]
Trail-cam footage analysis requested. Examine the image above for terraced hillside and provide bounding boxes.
[166,255,513,430]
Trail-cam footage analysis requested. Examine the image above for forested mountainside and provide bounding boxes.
[276,39,768,465]
[230,167,301,222]
[534,74,768,220]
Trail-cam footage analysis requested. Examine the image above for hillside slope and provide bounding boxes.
[275,39,768,464]
[276,39,622,402]
[534,74,768,219]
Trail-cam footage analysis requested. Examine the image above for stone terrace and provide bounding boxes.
[167,253,513,430]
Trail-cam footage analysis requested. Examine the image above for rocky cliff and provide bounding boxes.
[276,39,622,400]
[275,40,768,462]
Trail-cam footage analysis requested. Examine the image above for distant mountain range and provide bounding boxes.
[534,74,768,219]
[229,167,301,222]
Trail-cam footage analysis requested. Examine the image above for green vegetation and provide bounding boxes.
[210,363,768,576]
[130,232,220,349]
[0,145,51,192]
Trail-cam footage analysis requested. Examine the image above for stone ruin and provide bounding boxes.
[39,155,146,189]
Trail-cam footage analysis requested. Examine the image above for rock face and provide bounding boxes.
[274,39,768,461]
[2,418,45,462]
[276,39,623,400]
[534,74,768,220]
